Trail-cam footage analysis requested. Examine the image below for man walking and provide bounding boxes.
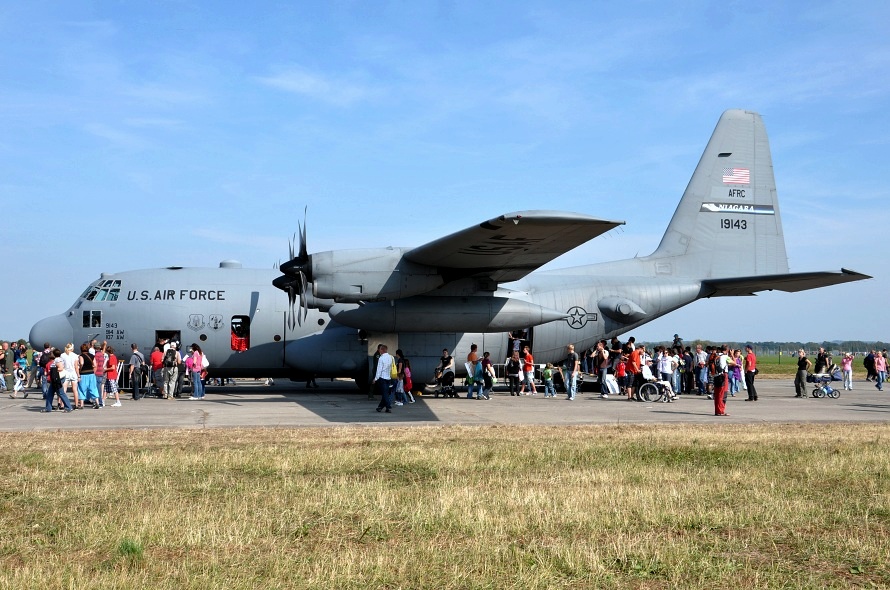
[694,344,708,396]
[128,343,145,400]
[374,344,394,413]
[564,344,580,401]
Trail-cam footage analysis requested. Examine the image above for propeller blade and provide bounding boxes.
[299,271,309,326]
[298,206,308,262]
[279,208,312,328]
[287,284,297,330]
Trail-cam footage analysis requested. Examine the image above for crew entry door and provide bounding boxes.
[231,315,250,351]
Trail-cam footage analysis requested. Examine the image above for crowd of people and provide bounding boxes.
[3,335,884,418]
[0,337,211,412]
[367,334,761,417]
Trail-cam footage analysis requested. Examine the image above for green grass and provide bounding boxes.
[750,354,797,378]
[0,424,888,588]
[752,354,859,379]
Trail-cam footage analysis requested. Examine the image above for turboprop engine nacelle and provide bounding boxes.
[328,296,569,333]
[597,296,647,323]
[310,248,445,303]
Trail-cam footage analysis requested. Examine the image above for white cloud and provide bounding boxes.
[257,67,377,106]
[121,83,206,106]
[82,122,149,149]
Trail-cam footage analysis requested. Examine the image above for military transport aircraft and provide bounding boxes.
[30,110,869,387]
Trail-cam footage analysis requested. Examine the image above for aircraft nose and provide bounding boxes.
[29,314,74,350]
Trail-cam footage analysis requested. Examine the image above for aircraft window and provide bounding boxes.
[95,289,109,301]
[91,311,102,328]
[82,311,90,328]
[86,288,99,301]
[80,287,93,299]
[107,289,120,301]
[101,280,113,287]
[112,280,121,287]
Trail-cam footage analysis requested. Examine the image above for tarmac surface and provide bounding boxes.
[1,377,888,432]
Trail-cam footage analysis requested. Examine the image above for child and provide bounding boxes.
[11,362,27,398]
[403,360,415,403]
[616,354,628,397]
[542,363,556,398]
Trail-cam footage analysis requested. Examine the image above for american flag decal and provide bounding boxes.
[722,167,750,184]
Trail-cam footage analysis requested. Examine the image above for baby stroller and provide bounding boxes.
[806,372,840,398]
[434,368,456,398]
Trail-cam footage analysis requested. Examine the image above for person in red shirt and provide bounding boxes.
[150,346,164,397]
[627,347,643,400]
[713,344,736,416]
[93,344,106,407]
[616,354,628,396]
[104,345,122,407]
[744,344,758,402]
[519,345,538,395]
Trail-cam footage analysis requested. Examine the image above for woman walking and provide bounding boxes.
[188,344,206,400]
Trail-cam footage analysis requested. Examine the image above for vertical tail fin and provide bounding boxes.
[651,109,789,279]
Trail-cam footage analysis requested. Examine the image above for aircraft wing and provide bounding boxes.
[701,268,871,297]
[404,211,624,282]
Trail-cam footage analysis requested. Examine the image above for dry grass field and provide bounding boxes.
[1,424,887,589]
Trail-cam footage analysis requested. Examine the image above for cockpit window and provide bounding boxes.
[80,280,121,303]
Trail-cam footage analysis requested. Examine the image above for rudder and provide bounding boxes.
[650,109,789,279]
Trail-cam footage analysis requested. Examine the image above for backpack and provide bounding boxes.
[133,352,149,378]
[164,349,176,368]
[403,367,413,391]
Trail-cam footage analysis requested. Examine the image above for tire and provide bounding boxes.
[828,388,840,399]
[812,388,822,398]
[639,382,661,403]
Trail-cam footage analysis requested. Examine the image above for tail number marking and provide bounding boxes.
[720,219,747,230]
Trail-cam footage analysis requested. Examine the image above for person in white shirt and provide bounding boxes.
[374,344,394,413]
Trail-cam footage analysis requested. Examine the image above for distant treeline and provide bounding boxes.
[644,340,888,355]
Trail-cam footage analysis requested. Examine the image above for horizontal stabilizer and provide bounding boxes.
[701,268,871,297]
[405,211,623,282]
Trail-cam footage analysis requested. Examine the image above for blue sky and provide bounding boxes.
[2,1,888,344]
